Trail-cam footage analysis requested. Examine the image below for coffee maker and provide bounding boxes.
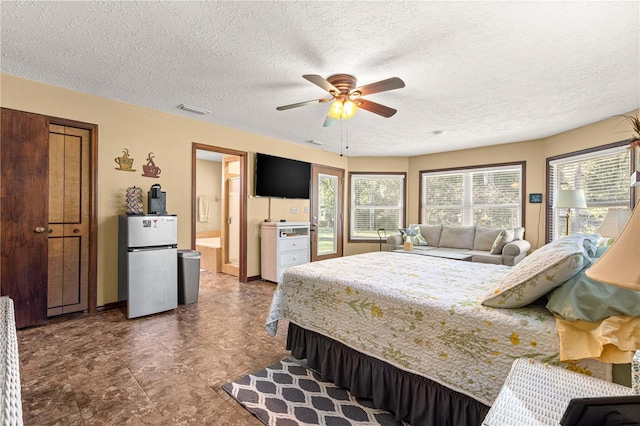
[148,184,167,215]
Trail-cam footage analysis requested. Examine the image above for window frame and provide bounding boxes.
[419,161,526,228]
[348,171,407,243]
[545,140,636,243]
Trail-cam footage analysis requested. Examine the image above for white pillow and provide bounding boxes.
[482,235,591,308]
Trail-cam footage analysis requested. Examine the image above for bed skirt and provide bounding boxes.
[286,322,489,426]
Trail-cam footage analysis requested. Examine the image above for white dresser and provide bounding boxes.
[261,222,310,283]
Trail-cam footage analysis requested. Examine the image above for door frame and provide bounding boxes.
[310,164,344,262]
[0,108,98,320]
[191,143,248,282]
[50,116,99,314]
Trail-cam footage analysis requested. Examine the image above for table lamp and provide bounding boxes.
[554,189,587,236]
[587,204,640,394]
[597,208,632,239]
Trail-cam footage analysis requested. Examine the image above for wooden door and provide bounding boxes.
[221,156,240,277]
[0,108,50,328]
[47,125,90,316]
[310,164,344,262]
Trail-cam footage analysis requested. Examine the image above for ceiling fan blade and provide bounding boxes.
[323,116,338,127]
[276,98,330,111]
[303,74,340,95]
[356,98,397,118]
[353,77,405,97]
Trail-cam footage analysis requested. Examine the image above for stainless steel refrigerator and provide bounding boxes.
[118,215,178,319]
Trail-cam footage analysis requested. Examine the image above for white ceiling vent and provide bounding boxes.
[177,104,211,115]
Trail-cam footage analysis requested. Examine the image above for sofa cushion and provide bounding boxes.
[439,225,475,249]
[418,224,442,247]
[469,251,503,265]
[400,224,428,246]
[474,227,504,251]
[491,229,515,254]
[482,235,590,308]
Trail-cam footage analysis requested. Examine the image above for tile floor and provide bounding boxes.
[17,272,290,425]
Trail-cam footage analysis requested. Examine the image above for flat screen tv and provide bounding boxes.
[255,153,311,199]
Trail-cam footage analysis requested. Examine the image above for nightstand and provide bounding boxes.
[483,358,634,426]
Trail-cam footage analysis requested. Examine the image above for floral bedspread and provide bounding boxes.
[265,251,611,405]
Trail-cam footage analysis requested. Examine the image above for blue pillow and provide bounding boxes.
[545,265,640,322]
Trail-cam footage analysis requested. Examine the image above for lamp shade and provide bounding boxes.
[597,208,632,238]
[554,189,587,209]
[586,203,640,290]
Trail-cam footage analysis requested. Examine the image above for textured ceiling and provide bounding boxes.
[1,1,639,157]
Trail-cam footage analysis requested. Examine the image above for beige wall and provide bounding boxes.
[1,74,345,306]
[1,73,636,306]
[195,159,222,234]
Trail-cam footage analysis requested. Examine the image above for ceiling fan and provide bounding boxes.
[276,74,405,127]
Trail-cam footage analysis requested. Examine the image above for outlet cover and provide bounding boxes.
[290,207,298,214]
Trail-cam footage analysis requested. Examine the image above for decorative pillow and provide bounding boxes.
[474,227,504,251]
[401,224,428,246]
[482,235,591,308]
[513,227,525,240]
[546,264,640,322]
[491,229,515,254]
[581,233,600,257]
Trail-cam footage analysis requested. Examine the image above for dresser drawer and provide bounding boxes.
[279,237,309,252]
[280,250,308,267]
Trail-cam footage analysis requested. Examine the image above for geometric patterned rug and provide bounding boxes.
[222,357,409,426]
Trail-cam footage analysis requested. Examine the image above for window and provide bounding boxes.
[420,163,524,228]
[349,173,405,241]
[547,143,633,241]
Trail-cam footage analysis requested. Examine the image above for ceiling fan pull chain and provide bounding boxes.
[346,124,349,151]
[340,118,344,157]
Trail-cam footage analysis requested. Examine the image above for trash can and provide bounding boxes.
[177,249,201,304]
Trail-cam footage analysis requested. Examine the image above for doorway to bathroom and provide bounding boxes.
[192,143,247,282]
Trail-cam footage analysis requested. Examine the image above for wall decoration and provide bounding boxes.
[125,186,144,215]
[114,148,135,171]
[142,152,161,178]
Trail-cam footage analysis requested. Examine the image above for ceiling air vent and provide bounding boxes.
[177,104,211,115]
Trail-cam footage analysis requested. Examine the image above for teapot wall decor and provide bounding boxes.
[142,152,161,178]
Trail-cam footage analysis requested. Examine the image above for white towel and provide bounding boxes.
[198,196,210,222]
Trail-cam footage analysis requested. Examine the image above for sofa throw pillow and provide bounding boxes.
[545,263,640,322]
[482,235,591,308]
[491,229,515,254]
[401,224,428,246]
[513,227,525,240]
[490,231,505,253]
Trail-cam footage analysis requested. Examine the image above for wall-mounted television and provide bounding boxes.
[255,153,311,199]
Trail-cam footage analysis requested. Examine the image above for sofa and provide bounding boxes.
[387,224,531,266]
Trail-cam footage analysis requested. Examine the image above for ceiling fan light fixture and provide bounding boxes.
[342,99,358,119]
[328,99,358,120]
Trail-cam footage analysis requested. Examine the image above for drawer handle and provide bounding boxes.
[292,243,297,246]
[73,229,80,233]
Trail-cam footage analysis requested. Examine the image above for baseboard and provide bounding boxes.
[97,300,126,312]
[247,275,262,282]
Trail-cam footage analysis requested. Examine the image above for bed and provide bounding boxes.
[265,235,626,425]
